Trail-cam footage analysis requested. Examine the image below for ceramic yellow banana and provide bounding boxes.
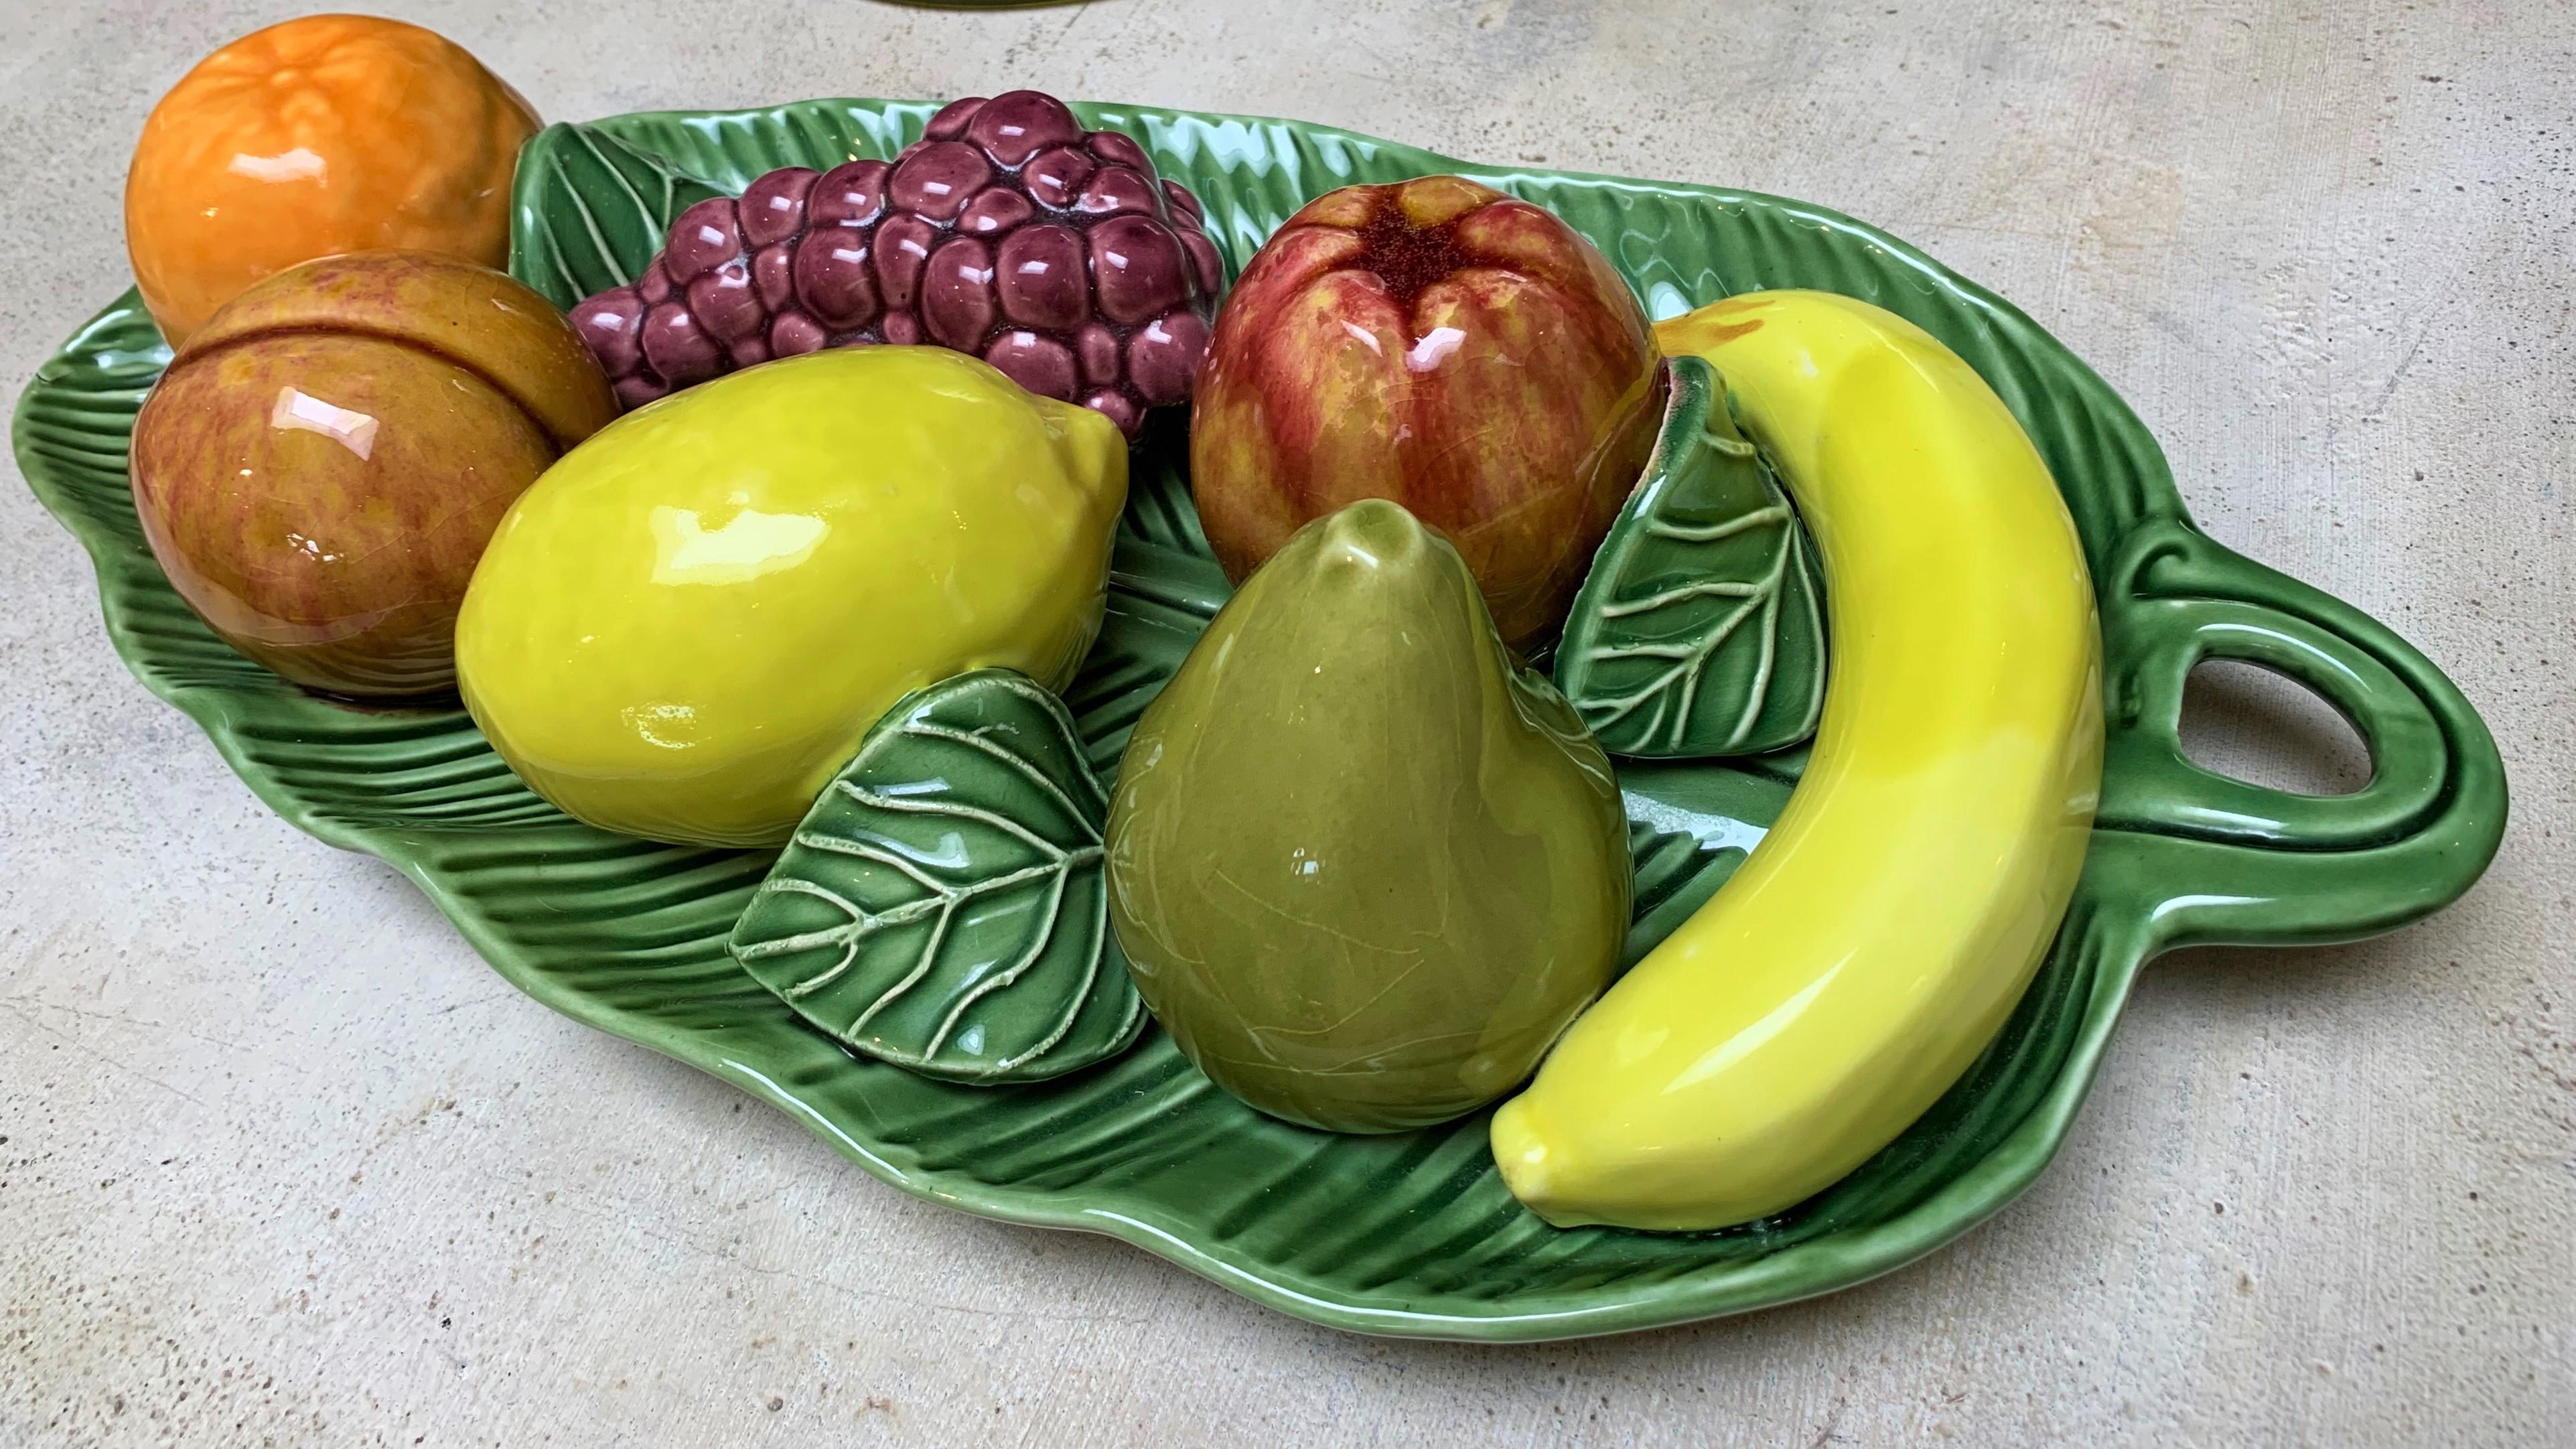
[1490,291,2103,1231]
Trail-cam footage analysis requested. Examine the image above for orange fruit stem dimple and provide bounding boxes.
[123,15,539,346]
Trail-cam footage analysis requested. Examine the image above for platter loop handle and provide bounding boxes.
[2090,521,2506,953]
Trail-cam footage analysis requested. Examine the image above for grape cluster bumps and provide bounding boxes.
[567,91,1226,437]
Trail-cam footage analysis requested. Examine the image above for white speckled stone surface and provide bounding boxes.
[3,2,2568,1444]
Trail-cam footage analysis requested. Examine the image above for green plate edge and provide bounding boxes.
[11,98,2508,1342]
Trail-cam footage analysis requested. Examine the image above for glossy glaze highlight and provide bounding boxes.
[456,346,1127,848]
[128,252,614,697]
[1106,500,1632,1133]
[1493,291,2106,1231]
[124,15,539,344]
[1190,176,1661,647]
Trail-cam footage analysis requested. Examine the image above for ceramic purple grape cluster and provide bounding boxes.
[567,90,1226,436]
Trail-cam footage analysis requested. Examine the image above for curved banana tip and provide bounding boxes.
[1490,1099,1586,1229]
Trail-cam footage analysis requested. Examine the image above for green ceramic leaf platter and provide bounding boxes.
[12,97,2508,1342]
[1556,354,1827,757]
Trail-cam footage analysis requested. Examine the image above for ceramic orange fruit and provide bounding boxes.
[124,15,539,346]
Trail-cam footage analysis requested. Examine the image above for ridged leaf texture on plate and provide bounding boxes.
[1557,356,1825,757]
[17,96,2504,1340]
[731,671,1147,1084]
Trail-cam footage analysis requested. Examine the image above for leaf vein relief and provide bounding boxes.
[1581,578,1772,749]
[1598,575,1767,618]
[1554,357,1825,759]
[839,783,1070,861]
[728,671,1147,1083]
[1644,501,1786,544]
[902,716,1107,830]
[853,896,960,1040]
[781,829,954,894]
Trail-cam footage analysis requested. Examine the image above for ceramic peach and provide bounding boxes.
[129,251,614,698]
[123,15,539,346]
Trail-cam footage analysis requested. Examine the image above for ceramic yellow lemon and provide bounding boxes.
[1491,291,2104,1231]
[457,346,1126,847]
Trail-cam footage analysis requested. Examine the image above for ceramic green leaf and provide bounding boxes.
[731,671,1145,1084]
[1556,356,1825,757]
[17,97,2506,1341]
[508,123,725,303]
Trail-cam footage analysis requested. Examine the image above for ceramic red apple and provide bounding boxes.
[1189,175,1661,646]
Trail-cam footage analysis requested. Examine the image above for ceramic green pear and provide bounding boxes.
[1104,500,1633,1133]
